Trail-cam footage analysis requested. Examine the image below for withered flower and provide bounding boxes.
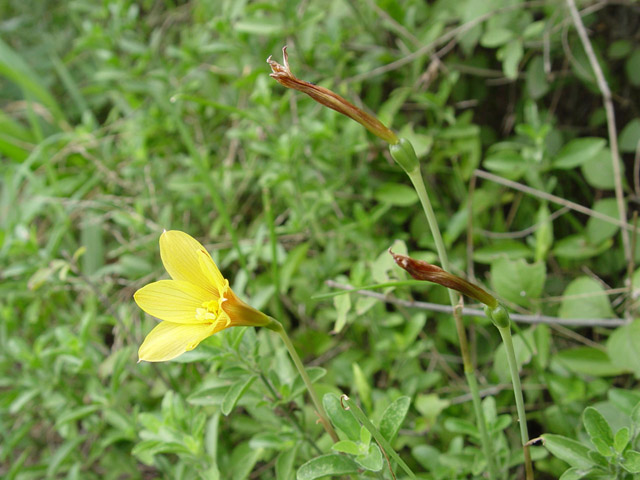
[267,46,399,145]
[389,249,498,309]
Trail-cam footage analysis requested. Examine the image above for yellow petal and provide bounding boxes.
[159,230,218,293]
[138,321,216,362]
[134,280,213,324]
[197,249,226,292]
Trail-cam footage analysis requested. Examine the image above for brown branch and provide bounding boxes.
[325,280,626,327]
[566,0,631,266]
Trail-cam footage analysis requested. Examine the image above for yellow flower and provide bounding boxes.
[134,230,272,362]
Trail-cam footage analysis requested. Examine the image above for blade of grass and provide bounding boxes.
[0,37,66,126]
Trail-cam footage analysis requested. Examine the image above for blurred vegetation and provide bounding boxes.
[2,0,640,478]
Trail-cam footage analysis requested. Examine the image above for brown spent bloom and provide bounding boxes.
[389,249,498,308]
[267,46,399,145]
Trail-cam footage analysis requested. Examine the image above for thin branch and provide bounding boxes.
[566,0,631,266]
[478,207,570,239]
[345,1,549,84]
[343,0,614,84]
[474,170,640,234]
[325,280,626,327]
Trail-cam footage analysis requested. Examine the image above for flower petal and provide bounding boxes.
[138,321,216,362]
[197,249,226,292]
[134,280,213,323]
[159,230,218,293]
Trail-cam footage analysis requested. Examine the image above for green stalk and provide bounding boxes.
[341,395,416,480]
[396,147,498,479]
[267,318,339,442]
[497,323,534,480]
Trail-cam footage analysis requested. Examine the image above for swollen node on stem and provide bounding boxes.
[484,304,511,329]
[389,138,419,174]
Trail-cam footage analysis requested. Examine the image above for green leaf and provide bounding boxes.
[415,394,450,428]
[352,363,372,412]
[231,442,262,480]
[542,434,596,469]
[47,437,86,478]
[622,450,640,473]
[499,40,523,79]
[614,427,630,454]
[625,48,640,86]
[187,381,232,406]
[609,39,632,59]
[583,407,614,452]
[619,118,640,153]
[296,454,360,480]
[444,418,478,438]
[559,467,596,480]
[558,277,614,319]
[607,320,640,378]
[323,393,361,440]
[276,446,299,480]
[249,432,295,450]
[490,257,545,307]
[483,150,527,180]
[555,347,624,377]
[331,440,361,455]
[534,204,553,261]
[474,240,532,263]
[221,375,257,416]
[553,234,612,260]
[586,199,620,245]
[379,396,410,443]
[609,389,640,414]
[480,28,514,48]
[526,55,550,99]
[581,148,622,190]
[411,445,441,471]
[356,444,383,471]
[332,293,351,333]
[553,138,606,169]
[374,183,419,206]
[491,415,512,433]
[523,21,546,40]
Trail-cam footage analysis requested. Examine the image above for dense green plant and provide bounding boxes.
[2,0,640,479]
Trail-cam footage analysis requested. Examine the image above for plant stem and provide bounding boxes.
[405,166,499,479]
[268,318,339,442]
[497,324,534,480]
[340,395,416,480]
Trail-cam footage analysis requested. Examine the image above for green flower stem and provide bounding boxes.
[267,318,339,443]
[497,323,534,480]
[340,395,416,480]
[403,164,499,479]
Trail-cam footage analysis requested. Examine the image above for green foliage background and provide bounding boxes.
[1,0,640,478]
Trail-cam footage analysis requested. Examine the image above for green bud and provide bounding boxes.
[484,304,511,329]
[389,138,419,173]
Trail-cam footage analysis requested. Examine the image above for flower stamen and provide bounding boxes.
[195,300,220,323]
